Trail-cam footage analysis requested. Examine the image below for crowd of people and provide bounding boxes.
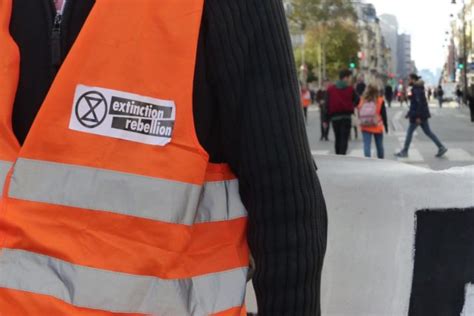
[300,69,456,159]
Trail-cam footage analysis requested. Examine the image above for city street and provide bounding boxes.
[307,101,474,170]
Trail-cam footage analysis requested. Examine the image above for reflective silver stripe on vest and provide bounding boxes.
[0,160,12,195]
[0,249,247,315]
[196,179,247,223]
[9,158,246,225]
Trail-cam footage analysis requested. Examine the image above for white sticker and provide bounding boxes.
[69,85,175,146]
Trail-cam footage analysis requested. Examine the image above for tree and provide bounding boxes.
[287,0,359,83]
[288,0,357,30]
[294,22,360,81]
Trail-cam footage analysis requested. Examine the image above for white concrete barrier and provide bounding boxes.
[246,156,474,315]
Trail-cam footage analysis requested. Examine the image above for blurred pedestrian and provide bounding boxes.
[355,76,366,105]
[395,74,447,158]
[384,84,393,108]
[310,86,317,104]
[327,70,356,155]
[436,85,444,108]
[468,85,474,122]
[317,83,330,141]
[455,86,463,106]
[301,84,312,122]
[351,113,359,140]
[427,88,432,101]
[397,84,408,107]
[357,84,388,159]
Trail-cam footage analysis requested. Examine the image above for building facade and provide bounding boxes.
[379,14,399,77]
[443,0,473,92]
[352,1,392,85]
[397,33,414,80]
[466,0,473,88]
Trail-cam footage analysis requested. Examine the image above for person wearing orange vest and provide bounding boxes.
[0,1,327,315]
[357,85,389,159]
[301,84,312,121]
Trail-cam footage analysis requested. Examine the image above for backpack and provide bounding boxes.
[358,100,379,126]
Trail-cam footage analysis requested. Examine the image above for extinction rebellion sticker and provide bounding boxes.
[69,85,175,146]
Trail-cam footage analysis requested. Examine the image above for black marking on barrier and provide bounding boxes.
[409,208,474,316]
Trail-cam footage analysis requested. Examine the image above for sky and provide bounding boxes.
[369,0,463,72]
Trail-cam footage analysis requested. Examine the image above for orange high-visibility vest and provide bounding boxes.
[301,90,311,108]
[0,1,249,315]
[357,97,384,134]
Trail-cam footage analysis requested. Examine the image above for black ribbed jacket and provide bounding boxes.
[10,1,327,314]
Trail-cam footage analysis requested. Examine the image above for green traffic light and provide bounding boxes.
[349,63,356,69]
[458,63,464,70]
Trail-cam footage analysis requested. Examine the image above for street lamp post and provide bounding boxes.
[452,0,468,104]
[297,23,307,85]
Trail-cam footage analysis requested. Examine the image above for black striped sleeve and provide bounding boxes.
[202,1,328,314]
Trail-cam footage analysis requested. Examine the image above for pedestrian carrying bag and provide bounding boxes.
[358,101,378,126]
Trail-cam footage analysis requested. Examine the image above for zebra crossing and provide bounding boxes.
[311,148,474,162]
[312,148,473,172]
[307,101,473,170]
[388,100,461,109]
[310,109,474,163]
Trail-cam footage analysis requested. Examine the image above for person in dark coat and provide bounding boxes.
[316,83,330,141]
[436,85,444,108]
[355,77,366,105]
[384,84,394,107]
[395,74,448,158]
[455,86,463,105]
[468,85,474,123]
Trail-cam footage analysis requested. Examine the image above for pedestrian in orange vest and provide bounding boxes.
[0,1,327,315]
[357,84,389,159]
[301,84,312,122]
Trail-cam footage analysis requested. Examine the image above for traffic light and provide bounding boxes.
[458,62,465,70]
[349,61,356,69]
